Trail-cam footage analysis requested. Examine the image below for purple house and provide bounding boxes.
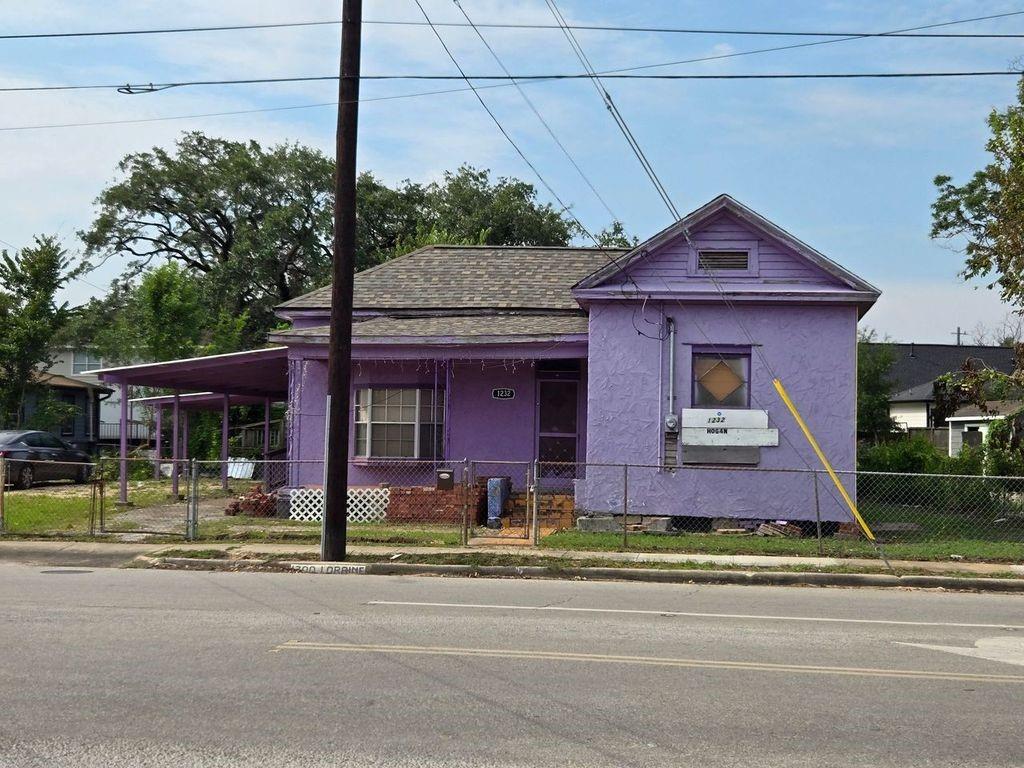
[97,195,878,523]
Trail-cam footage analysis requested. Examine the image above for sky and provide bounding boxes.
[1,0,1023,343]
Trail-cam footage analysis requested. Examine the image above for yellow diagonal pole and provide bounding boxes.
[773,378,876,541]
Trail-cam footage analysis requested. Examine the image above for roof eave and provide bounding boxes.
[574,194,880,295]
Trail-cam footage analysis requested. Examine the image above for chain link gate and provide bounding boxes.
[464,460,535,542]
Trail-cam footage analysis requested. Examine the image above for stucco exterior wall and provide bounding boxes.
[286,352,586,488]
[581,301,859,523]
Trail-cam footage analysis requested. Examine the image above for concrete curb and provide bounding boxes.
[140,555,1024,592]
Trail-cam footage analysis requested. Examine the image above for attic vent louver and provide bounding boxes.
[698,250,748,271]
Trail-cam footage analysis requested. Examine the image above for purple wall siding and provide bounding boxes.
[581,301,858,522]
[286,354,587,489]
[624,211,840,291]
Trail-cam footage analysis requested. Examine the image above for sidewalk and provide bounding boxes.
[2,539,1021,576]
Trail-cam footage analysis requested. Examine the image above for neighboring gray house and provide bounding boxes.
[946,400,1024,457]
[37,348,151,447]
[21,372,111,451]
[875,343,1018,430]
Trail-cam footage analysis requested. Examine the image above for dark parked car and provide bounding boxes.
[0,430,92,489]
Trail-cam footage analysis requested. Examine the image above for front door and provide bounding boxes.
[537,379,578,474]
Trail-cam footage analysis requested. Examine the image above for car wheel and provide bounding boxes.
[16,465,33,490]
[75,465,91,484]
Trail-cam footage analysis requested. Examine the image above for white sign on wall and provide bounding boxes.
[679,408,779,447]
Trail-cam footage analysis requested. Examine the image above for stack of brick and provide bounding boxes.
[386,485,486,524]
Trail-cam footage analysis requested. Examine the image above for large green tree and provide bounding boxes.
[69,263,247,364]
[81,132,334,348]
[931,78,1024,413]
[83,131,614,348]
[0,236,80,428]
[857,329,897,443]
[932,78,1024,305]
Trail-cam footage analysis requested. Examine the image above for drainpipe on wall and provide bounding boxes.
[663,317,680,469]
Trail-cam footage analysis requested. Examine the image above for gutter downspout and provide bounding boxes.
[667,316,677,418]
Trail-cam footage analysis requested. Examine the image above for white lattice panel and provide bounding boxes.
[288,487,389,523]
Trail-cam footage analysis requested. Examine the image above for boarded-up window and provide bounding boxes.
[697,250,748,272]
[693,353,749,408]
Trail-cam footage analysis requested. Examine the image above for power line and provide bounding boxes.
[410,0,587,236]
[411,0,643,313]
[451,0,619,223]
[6,69,1019,95]
[4,11,1024,40]
[546,0,679,220]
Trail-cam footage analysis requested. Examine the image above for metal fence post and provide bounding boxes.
[622,463,629,550]
[0,456,6,534]
[531,459,541,546]
[813,470,823,557]
[189,458,200,540]
[98,459,107,533]
[461,458,471,546]
[88,470,97,536]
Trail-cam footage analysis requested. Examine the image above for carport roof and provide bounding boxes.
[129,392,277,410]
[91,347,288,399]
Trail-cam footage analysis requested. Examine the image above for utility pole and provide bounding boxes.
[323,0,362,561]
[952,326,963,346]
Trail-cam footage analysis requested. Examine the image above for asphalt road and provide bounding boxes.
[1,565,1023,767]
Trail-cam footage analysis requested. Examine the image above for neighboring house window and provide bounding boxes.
[693,352,749,408]
[354,388,444,459]
[72,351,102,374]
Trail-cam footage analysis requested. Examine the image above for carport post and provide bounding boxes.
[119,380,129,504]
[153,405,162,480]
[171,392,180,498]
[263,397,271,462]
[182,410,190,463]
[221,393,229,490]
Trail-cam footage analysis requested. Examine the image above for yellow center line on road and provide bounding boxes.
[271,641,1024,684]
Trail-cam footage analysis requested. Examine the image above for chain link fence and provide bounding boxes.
[3,455,1024,562]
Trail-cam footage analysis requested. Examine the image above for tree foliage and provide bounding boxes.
[856,328,897,443]
[82,131,613,348]
[0,236,80,428]
[930,78,1024,414]
[69,263,247,364]
[81,132,334,348]
[931,79,1024,305]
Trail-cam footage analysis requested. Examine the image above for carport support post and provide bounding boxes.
[119,380,129,504]
[182,411,190,464]
[171,392,180,499]
[262,397,272,492]
[153,406,162,480]
[263,397,271,462]
[221,394,229,491]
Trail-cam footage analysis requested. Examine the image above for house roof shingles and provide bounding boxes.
[277,245,626,312]
[876,343,1019,402]
[270,313,589,345]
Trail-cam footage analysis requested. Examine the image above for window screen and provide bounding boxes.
[693,353,749,408]
[354,387,444,459]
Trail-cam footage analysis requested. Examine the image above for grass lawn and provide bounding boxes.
[540,529,1024,563]
[194,518,462,547]
[2,480,177,535]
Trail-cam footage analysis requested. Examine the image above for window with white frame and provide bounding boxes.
[72,350,103,374]
[354,387,445,459]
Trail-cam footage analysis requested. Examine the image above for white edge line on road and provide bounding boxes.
[366,601,1024,630]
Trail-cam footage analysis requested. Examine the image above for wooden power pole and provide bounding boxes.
[323,0,362,561]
